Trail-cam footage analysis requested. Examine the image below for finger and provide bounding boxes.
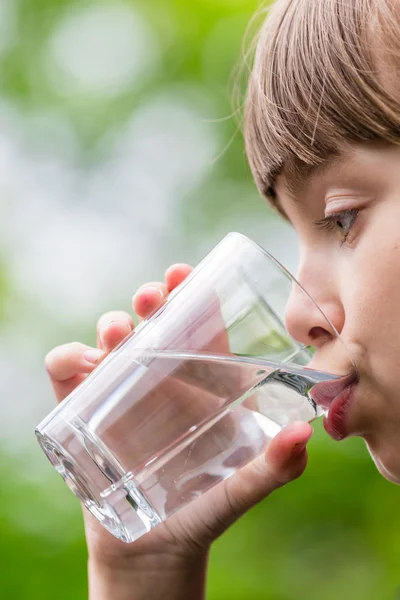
[265,420,314,476]
[133,282,168,319]
[45,342,106,403]
[164,263,193,293]
[223,421,313,519]
[132,265,192,320]
[45,342,106,382]
[96,311,134,352]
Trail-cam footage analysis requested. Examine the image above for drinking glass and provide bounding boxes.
[36,232,356,542]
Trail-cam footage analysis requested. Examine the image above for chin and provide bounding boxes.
[365,439,400,485]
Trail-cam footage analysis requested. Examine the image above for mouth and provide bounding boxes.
[310,370,359,441]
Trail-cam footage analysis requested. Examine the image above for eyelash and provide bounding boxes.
[313,209,359,243]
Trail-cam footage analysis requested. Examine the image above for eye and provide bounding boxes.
[313,209,359,243]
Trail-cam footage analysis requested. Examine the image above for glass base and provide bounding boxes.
[35,429,159,543]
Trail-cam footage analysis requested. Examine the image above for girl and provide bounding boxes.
[45,0,400,597]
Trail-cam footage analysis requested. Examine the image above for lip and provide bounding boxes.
[310,371,358,441]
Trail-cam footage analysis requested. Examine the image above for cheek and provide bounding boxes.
[336,200,400,468]
[342,209,400,354]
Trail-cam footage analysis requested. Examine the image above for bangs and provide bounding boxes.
[244,0,400,205]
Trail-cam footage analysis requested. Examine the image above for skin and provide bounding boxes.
[276,142,400,484]
[44,140,400,597]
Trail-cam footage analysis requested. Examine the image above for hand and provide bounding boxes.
[45,263,313,600]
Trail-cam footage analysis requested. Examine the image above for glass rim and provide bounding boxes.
[226,232,357,376]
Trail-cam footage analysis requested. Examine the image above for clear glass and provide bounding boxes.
[36,232,356,542]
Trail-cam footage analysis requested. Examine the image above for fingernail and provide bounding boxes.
[109,320,132,331]
[133,287,163,302]
[290,429,313,457]
[99,320,131,346]
[84,349,106,365]
[290,441,307,457]
[144,287,164,300]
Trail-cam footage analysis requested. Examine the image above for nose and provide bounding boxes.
[284,269,345,349]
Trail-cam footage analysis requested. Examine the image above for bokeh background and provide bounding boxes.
[1,0,399,598]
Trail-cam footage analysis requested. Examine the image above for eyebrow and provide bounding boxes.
[273,151,351,219]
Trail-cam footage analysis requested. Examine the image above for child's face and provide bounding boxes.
[275,142,400,483]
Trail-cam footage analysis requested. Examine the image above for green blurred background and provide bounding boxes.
[0,0,399,598]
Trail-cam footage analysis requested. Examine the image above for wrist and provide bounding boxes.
[88,550,209,600]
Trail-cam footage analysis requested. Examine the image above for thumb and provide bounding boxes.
[164,421,313,552]
[224,421,313,520]
[201,421,313,538]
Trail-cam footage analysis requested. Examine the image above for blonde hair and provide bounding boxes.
[244,0,400,212]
